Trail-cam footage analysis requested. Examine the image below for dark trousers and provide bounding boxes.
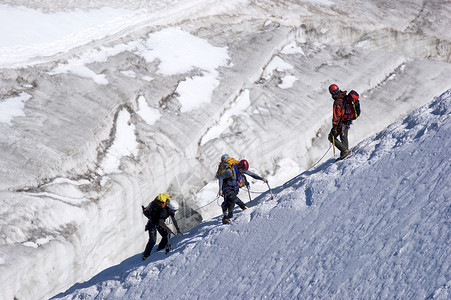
[328,124,349,155]
[143,221,169,257]
[221,188,246,218]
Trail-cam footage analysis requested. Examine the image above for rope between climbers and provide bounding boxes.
[175,145,331,221]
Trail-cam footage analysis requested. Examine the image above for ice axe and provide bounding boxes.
[246,185,252,202]
[165,233,172,254]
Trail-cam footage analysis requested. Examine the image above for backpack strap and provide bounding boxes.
[233,164,245,188]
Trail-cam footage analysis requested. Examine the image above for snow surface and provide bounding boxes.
[0,92,32,125]
[0,0,450,299]
[53,89,451,300]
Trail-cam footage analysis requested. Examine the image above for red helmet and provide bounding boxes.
[238,160,249,171]
[329,84,339,95]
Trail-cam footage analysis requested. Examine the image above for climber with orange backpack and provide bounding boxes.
[327,84,360,160]
[216,154,268,224]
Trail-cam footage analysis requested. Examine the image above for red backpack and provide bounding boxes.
[342,90,360,121]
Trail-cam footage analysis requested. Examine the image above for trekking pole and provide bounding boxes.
[266,182,274,199]
[332,135,336,156]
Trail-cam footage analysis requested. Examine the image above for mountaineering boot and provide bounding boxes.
[242,205,248,210]
[142,253,148,260]
[340,150,350,159]
[221,210,230,224]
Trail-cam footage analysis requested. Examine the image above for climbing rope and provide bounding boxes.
[308,143,331,170]
[174,195,219,222]
[174,145,332,221]
[242,145,332,196]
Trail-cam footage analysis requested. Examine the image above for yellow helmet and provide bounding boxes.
[156,193,172,203]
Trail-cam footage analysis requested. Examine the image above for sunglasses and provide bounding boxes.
[330,89,339,95]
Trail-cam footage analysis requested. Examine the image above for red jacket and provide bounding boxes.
[332,90,347,127]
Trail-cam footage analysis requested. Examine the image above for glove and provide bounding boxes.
[330,126,340,137]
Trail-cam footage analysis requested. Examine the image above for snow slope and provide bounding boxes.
[54,90,451,300]
[0,0,450,299]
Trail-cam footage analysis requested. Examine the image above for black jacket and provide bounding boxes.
[144,200,175,225]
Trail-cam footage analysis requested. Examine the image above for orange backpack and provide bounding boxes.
[216,157,245,188]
